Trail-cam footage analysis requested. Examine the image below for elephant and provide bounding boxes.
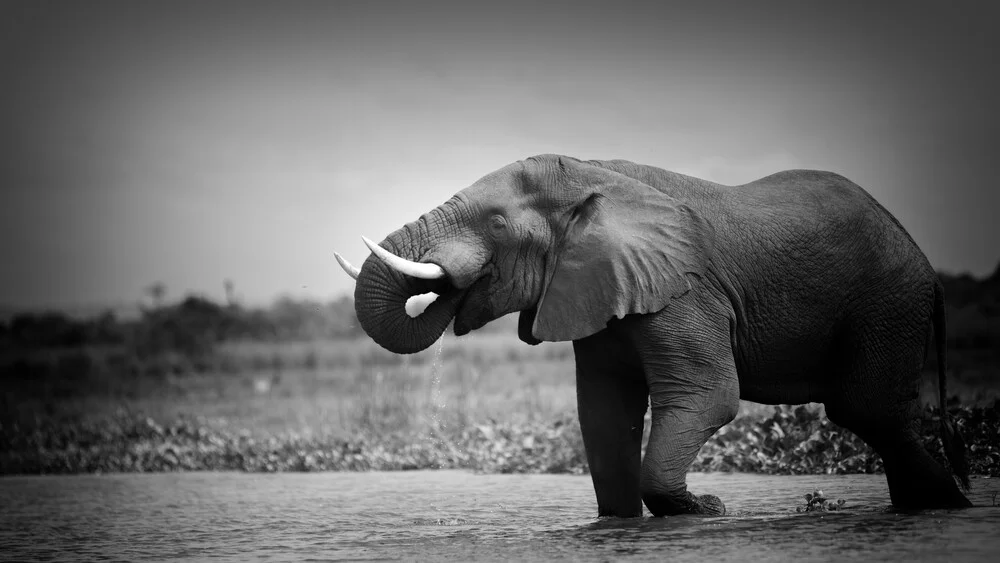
[334,154,972,516]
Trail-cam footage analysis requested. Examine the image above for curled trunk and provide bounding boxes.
[354,238,462,354]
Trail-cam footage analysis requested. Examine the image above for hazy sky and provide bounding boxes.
[2,0,998,308]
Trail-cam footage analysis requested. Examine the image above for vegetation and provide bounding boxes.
[3,403,997,477]
[1,266,998,477]
[797,490,847,513]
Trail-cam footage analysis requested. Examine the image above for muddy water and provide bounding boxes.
[1,471,997,562]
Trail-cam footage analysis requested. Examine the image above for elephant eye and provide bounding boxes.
[489,214,508,234]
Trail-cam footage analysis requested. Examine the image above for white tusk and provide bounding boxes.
[334,252,360,280]
[405,292,439,318]
[361,236,446,280]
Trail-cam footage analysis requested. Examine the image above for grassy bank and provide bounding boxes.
[3,332,999,478]
[3,404,997,477]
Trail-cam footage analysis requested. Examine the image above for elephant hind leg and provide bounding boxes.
[826,315,971,509]
[825,410,972,509]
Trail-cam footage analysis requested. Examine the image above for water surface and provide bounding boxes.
[1,471,997,561]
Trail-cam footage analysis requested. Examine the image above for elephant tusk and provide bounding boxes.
[361,235,446,280]
[334,252,360,280]
[405,292,440,318]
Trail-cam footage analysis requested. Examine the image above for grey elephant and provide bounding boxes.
[335,154,972,516]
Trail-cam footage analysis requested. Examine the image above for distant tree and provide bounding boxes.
[937,261,1000,355]
[223,279,237,308]
[133,294,237,360]
[8,312,86,347]
[85,310,125,345]
[145,282,167,309]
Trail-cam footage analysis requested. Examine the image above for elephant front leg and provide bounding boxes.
[574,336,649,518]
[631,311,740,517]
[641,399,735,516]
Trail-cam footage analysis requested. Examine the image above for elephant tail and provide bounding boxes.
[934,280,971,490]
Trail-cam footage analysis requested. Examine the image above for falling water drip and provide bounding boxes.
[430,335,446,416]
[427,336,449,469]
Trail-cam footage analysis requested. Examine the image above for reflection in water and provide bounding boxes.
[0,471,996,562]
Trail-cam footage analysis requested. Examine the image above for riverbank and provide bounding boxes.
[3,403,997,477]
[5,327,999,478]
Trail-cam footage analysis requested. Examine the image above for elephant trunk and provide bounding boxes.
[353,235,464,354]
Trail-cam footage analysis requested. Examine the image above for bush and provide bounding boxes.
[3,404,997,477]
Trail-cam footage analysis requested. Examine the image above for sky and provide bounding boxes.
[1,0,998,310]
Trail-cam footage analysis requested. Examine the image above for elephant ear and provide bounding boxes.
[532,165,714,342]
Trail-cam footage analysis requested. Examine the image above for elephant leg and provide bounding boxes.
[825,315,972,509]
[826,409,971,509]
[629,308,740,517]
[874,426,971,509]
[573,332,648,517]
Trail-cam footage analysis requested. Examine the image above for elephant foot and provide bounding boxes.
[695,494,726,516]
[645,491,726,516]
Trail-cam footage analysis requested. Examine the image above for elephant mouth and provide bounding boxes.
[405,273,492,336]
[452,275,493,335]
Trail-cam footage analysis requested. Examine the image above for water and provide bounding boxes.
[1,471,997,562]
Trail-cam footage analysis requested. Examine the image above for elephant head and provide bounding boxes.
[336,155,714,354]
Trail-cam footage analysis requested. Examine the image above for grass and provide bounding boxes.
[2,331,999,476]
[157,333,577,436]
